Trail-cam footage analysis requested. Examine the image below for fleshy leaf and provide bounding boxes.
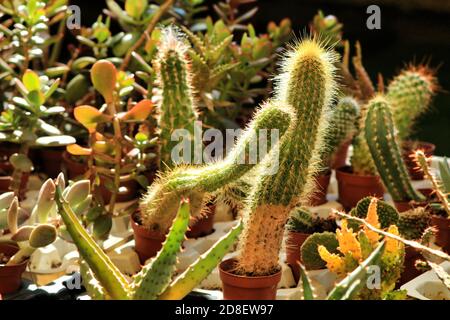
[120,99,152,121]
[67,144,92,156]
[35,135,76,146]
[90,60,117,103]
[23,69,41,92]
[74,105,112,133]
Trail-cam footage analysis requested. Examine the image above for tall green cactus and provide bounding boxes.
[139,101,292,232]
[55,184,242,300]
[386,66,437,141]
[319,96,359,170]
[156,27,198,169]
[364,96,425,202]
[236,37,338,276]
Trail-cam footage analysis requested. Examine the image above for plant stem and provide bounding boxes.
[106,101,122,215]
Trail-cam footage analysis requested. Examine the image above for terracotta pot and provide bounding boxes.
[219,259,281,300]
[331,140,350,169]
[431,215,450,254]
[285,232,310,283]
[0,161,29,200]
[186,205,216,239]
[398,246,423,286]
[393,200,428,213]
[402,141,435,180]
[99,177,140,203]
[0,243,28,294]
[336,166,384,210]
[39,147,64,178]
[131,214,167,264]
[308,172,331,206]
[62,151,87,180]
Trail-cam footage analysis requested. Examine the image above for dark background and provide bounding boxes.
[71,0,450,156]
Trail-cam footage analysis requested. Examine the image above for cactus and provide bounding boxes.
[155,27,198,169]
[300,232,339,270]
[397,207,431,240]
[316,198,405,299]
[235,37,338,276]
[364,95,425,202]
[350,196,399,228]
[139,101,292,232]
[55,185,241,300]
[287,207,337,234]
[386,65,437,141]
[319,96,359,170]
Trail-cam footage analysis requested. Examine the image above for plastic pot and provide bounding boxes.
[309,171,331,206]
[431,215,450,254]
[285,231,310,283]
[336,166,384,210]
[131,213,167,264]
[0,243,28,295]
[219,259,281,300]
[402,141,435,181]
[186,205,216,239]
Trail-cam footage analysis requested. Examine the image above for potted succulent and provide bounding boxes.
[285,207,337,282]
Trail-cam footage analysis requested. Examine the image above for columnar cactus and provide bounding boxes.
[55,185,242,300]
[236,37,338,276]
[364,96,425,202]
[139,101,292,232]
[386,66,437,141]
[156,27,198,169]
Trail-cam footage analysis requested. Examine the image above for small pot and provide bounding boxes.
[285,232,310,283]
[0,243,28,294]
[393,199,428,213]
[62,151,87,180]
[131,214,167,264]
[39,147,64,178]
[398,246,423,286]
[336,166,384,210]
[402,141,435,181]
[331,140,351,169]
[186,205,216,239]
[309,171,331,206]
[219,259,281,300]
[431,215,450,254]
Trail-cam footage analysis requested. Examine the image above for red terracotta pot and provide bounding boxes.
[186,205,216,239]
[0,244,28,294]
[285,232,310,283]
[39,147,64,178]
[331,140,350,169]
[131,214,167,264]
[309,172,331,206]
[431,215,450,254]
[336,166,384,210]
[402,141,435,181]
[393,200,428,213]
[398,246,424,286]
[219,259,281,300]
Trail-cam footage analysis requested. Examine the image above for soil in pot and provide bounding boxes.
[336,166,385,210]
[308,171,331,206]
[285,231,310,283]
[397,246,424,287]
[219,259,281,300]
[131,213,167,264]
[431,215,450,254]
[0,243,28,294]
[331,140,350,169]
[186,205,216,239]
[402,141,435,181]
[38,147,64,178]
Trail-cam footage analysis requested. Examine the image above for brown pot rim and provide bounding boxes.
[219,259,281,289]
[335,165,380,180]
[0,244,29,271]
[130,212,166,240]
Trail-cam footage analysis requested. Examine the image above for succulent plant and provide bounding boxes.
[235,37,338,276]
[386,66,437,141]
[397,207,431,240]
[139,100,292,232]
[287,207,337,234]
[55,186,242,300]
[310,10,344,47]
[364,95,425,202]
[300,232,339,270]
[313,198,405,299]
[349,196,399,229]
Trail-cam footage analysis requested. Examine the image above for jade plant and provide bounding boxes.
[364,95,425,203]
[55,183,242,300]
[303,198,405,299]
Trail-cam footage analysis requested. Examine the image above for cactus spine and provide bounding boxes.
[364,96,425,202]
[386,66,437,141]
[236,38,338,276]
[397,207,431,240]
[139,101,292,232]
[350,196,399,228]
[55,185,241,300]
[156,27,198,169]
